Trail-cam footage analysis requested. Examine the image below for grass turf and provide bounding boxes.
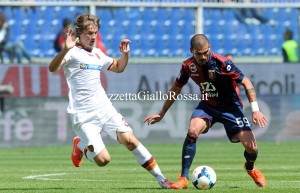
[0,141,299,193]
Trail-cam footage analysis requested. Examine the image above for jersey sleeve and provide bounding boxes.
[95,48,113,69]
[223,60,244,83]
[175,66,190,87]
[63,48,73,66]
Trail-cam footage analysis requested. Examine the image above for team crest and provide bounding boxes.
[189,63,197,73]
[208,70,216,80]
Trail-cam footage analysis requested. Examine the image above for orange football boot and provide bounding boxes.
[245,163,267,187]
[170,176,189,189]
[71,137,83,167]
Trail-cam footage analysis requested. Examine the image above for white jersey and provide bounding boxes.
[63,46,116,117]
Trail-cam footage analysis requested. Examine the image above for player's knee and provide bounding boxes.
[245,143,257,154]
[189,118,209,136]
[188,129,198,137]
[95,159,110,167]
[188,126,206,136]
[118,132,139,150]
[89,145,111,167]
[94,154,111,167]
[123,138,139,150]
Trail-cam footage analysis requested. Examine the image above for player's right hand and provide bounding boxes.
[144,114,162,125]
[64,28,78,50]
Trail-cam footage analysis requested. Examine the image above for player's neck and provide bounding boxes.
[76,43,92,52]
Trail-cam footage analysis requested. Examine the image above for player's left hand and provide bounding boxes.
[144,114,162,125]
[252,111,267,128]
[119,39,131,54]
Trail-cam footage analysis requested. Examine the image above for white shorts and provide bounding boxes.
[69,109,132,157]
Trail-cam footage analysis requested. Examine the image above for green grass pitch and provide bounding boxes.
[0,141,299,193]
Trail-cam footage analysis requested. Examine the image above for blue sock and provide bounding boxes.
[181,134,198,179]
[244,150,258,170]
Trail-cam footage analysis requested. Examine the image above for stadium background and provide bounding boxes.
[0,1,300,147]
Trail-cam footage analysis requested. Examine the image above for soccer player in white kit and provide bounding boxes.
[48,14,174,189]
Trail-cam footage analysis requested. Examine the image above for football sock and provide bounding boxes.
[132,143,165,180]
[85,151,96,163]
[181,134,198,179]
[77,141,85,152]
[244,150,258,170]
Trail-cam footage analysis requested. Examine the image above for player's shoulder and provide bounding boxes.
[211,52,229,63]
[210,52,234,68]
[182,56,196,67]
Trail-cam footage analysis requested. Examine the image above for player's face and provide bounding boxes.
[79,25,98,52]
[191,44,210,66]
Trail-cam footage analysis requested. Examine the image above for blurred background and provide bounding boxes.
[0,0,300,147]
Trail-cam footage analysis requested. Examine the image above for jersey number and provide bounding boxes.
[236,117,250,127]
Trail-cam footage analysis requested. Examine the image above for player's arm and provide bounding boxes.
[49,28,78,72]
[48,48,68,72]
[108,39,130,73]
[241,76,256,102]
[144,82,182,125]
[240,76,267,127]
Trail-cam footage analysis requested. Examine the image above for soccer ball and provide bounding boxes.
[191,165,217,190]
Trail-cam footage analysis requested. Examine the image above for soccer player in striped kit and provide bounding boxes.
[145,34,267,189]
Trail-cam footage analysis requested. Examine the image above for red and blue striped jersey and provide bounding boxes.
[175,52,244,108]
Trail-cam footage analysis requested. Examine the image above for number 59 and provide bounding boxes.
[236,117,250,127]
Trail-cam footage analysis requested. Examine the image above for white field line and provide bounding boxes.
[23,173,300,183]
[23,173,155,182]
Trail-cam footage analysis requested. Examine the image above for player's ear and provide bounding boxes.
[190,48,193,54]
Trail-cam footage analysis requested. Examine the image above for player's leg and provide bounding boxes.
[235,130,267,187]
[72,132,111,167]
[117,131,174,188]
[70,111,111,167]
[235,130,258,170]
[103,112,172,188]
[86,136,111,167]
[171,117,209,189]
[70,112,86,167]
[220,105,266,187]
[182,118,209,177]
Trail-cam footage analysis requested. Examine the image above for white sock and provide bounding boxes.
[85,151,96,163]
[77,140,95,163]
[77,141,85,152]
[132,143,166,180]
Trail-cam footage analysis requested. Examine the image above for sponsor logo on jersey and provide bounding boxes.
[199,82,218,98]
[189,63,197,73]
[80,63,101,70]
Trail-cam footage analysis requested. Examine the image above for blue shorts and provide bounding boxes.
[191,102,252,143]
